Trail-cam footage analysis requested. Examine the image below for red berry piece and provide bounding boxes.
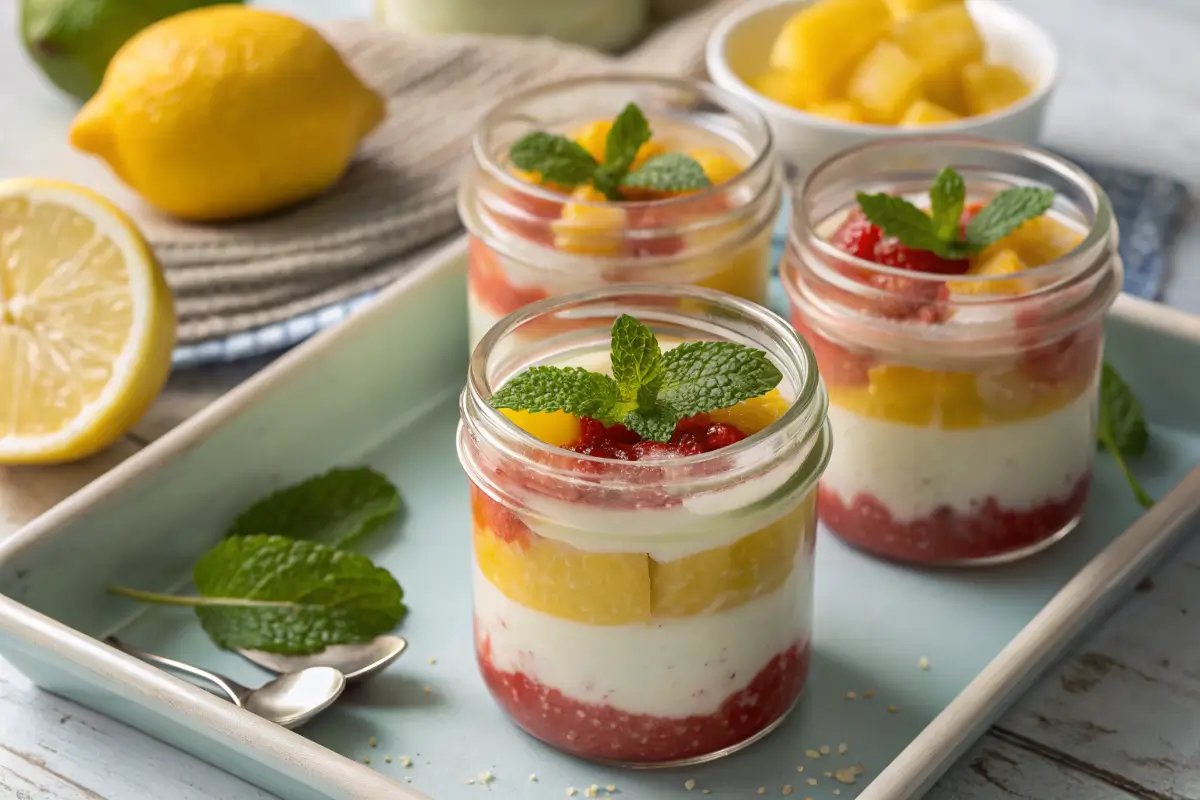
[702,423,747,450]
[873,237,970,276]
[830,208,882,261]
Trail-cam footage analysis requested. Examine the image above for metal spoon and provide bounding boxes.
[239,635,407,683]
[106,637,346,729]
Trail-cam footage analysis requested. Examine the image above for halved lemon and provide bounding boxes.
[0,179,175,464]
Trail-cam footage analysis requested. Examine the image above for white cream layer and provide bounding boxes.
[822,389,1096,521]
[468,290,506,353]
[473,558,813,718]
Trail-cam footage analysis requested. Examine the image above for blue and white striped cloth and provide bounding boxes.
[172,158,1188,370]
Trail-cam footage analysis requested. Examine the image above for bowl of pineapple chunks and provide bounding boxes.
[706,0,1057,169]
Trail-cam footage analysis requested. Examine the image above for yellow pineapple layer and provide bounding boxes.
[480,391,811,624]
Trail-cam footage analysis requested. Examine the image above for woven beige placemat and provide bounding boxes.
[140,0,746,343]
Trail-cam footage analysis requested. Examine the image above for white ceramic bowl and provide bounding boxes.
[706,0,1059,172]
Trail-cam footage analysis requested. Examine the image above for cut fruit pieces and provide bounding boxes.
[769,0,893,103]
[891,4,984,110]
[899,98,961,127]
[961,62,1032,116]
[883,0,962,20]
[846,41,925,123]
[752,69,814,110]
[552,185,627,255]
[979,216,1084,267]
[950,248,1032,296]
[807,100,865,123]
[0,178,175,464]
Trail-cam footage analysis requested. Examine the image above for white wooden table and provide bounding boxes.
[2,1,1199,797]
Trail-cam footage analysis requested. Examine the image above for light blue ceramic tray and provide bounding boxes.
[1,238,1198,800]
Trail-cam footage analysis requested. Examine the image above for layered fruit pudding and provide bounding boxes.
[459,77,782,348]
[457,288,830,764]
[784,140,1121,565]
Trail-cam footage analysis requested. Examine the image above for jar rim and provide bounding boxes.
[791,135,1116,297]
[471,74,776,214]
[462,283,826,476]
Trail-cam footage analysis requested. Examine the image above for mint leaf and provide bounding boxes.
[109,535,406,655]
[510,132,598,187]
[929,167,966,242]
[658,341,782,419]
[621,153,712,194]
[1098,363,1153,508]
[490,366,626,425]
[623,403,679,443]
[964,187,1055,249]
[610,314,663,408]
[603,103,652,176]
[855,192,964,259]
[226,467,400,549]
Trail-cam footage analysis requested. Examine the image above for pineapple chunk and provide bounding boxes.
[751,68,814,110]
[884,0,962,20]
[769,0,894,102]
[847,41,924,123]
[891,4,983,111]
[899,98,961,126]
[571,120,662,168]
[950,248,1031,296]
[689,148,743,184]
[961,62,1033,116]
[979,216,1084,267]
[552,185,626,255]
[807,99,865,123]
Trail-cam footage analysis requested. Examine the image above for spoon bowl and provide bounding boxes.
[239,635,407,683]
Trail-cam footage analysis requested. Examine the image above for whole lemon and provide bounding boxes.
[69,5,385,221]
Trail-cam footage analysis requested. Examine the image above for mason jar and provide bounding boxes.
[783,137,1121,566]
[457,285,830,766]
[458,76,784,350]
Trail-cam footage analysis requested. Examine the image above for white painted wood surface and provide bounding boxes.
[1,0,1198,797]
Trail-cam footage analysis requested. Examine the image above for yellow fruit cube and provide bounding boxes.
[979,216,1083,267]
[806,99,865,123]
[883,0,962,20]
[961,62,1032,116]
[751,69,814,109]
[688,148,743,184]
[899,98,961,126]
[950,248,1031,296]
[846,41,924,123]
[500,409,581,448]
[891,4,983,110]
[552,185,626,255]
[571,120,662,168]
[705,389,790,435]
[769,0,894,102]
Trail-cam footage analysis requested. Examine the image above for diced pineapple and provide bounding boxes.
[979,216,1084,267]
[961,62,1033,116]
[899,98,961,126]
[807,99,865,123]
[883,0,962,20]
[846,41,924,123]
[769,0,894,102]
[552,185,626,255]
[751,68,814,110]
[688,148,743,184]
[949,248,1031,296]
[571,120,662,168]
[891,4,983,111]
[500,409,581,448]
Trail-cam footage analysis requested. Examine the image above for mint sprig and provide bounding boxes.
[110,535,406,655]
[856,166,1055,260]
[1097,362,1153,508]
[226,467,401,548]
[490,314,781,443]
[508,103,711,201]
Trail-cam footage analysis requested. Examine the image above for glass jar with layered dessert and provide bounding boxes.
[457,285,830,765]
[458,77,784,349]
[783,137,1121,566]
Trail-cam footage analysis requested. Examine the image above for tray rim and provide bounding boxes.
[1,240,1199,800]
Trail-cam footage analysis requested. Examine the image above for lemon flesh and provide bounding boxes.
[0,179,175,464]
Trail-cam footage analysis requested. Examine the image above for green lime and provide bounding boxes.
[20,0,238,101]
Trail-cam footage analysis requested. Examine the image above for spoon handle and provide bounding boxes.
[105,637,247,707]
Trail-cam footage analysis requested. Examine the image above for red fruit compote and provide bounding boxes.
[457,285,831,765]
[783,138,1122,565]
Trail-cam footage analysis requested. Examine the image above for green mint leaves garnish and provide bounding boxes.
[1097,362,1154,508]
[111,536,405,655]
[856,166,1055,260]
[490,314,781,443]
[508,102,711,201]
[110,467,407,654]
[225,467,401,549]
